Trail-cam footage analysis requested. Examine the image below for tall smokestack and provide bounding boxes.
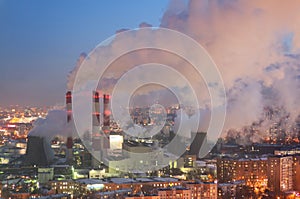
[92,91,103,168]
[92,91,101,151]
[93,91,100,127]
[103,94,111,134]
[65,91,73,164]
[66,91,72,123]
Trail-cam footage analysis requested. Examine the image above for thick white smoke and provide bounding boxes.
[27,109,75,163]
[65,0,300,143]
[161,0,300,139]
[67,53,87,91]
[28,109,73,140]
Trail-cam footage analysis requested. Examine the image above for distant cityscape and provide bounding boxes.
[0,90,298,199]
[2,0,300,198]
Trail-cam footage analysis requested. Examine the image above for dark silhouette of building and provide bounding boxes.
[25,136,52,166]
[188,132,207,157]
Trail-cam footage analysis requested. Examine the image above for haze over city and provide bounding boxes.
[1,0,300,198]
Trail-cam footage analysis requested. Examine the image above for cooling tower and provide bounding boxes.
[26,136,53,166]
[189,132,207,157]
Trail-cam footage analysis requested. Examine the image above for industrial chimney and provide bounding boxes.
[66,91,72,123]
[91,91,103,168]
[92,91,101,151]
[65,91,73,164]
[103,94,110,134]
[93,91,100,127]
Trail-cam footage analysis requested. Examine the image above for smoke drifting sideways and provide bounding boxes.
[42,0,300,146]
[28,109,73,144]
[160,0,300,143]
[67,53,87,91]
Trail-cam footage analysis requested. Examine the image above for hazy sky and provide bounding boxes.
[0,0,169,106]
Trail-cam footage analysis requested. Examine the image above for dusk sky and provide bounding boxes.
[0,0,169,106]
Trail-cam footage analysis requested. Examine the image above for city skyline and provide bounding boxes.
[0,1,300,198]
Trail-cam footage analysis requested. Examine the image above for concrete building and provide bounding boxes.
[38,168,54,184]
[268,156,294,194]
[89,168,106,179]
[158,187,191,199]
[217,157,268,187]
[126,196,160,199]
[217,181,246,199]
[50,180,79,195]
[25,136,53,166]
[293,155,300,191]
[185,182,217,199]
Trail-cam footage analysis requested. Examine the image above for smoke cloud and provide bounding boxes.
[67,53,87,91]
[28,109,73,140]
[66,0,300,143]
[161,0,300,140]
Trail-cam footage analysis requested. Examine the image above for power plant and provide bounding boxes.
[92,91,101,151]
[93,92,112,167]
[65,91,73,164]
[92,91,100,127]
[66,91,72,123]
[26,90,204,172]
[188,132,207,157]
[103,94,111,134]
[25,90,112,167]
[25,136,53,166]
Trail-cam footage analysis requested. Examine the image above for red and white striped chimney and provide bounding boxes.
[93,91,100,127]
[66,91,72,123]
[103,94,111,134]
[65,91,73,164]
[92,91,102,151]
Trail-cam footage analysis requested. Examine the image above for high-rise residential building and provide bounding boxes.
[293,155,300,191]
[235,158,268,187]
[217,157,268,187]
[268,156,294,194]
[217,158,236,183]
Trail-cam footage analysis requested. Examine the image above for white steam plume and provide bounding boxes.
[161,0,300,138]
[28,109,73,141]
[66,0,300,143]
